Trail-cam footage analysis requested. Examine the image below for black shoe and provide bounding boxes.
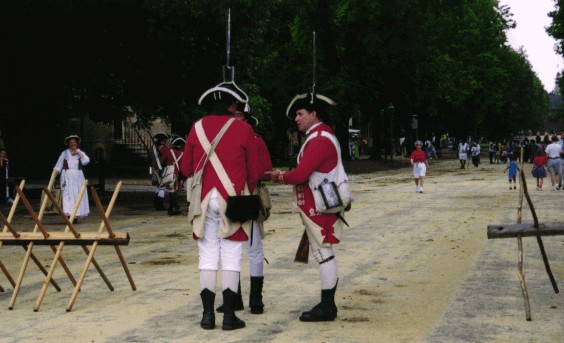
[249,276,264,314]
[222,289,246,330]
[216,280,244,313]
[299,302,336,322]
[200,289,216,330]
[167,192,181,215]
[154,194,166,211]
[299,281,338,322]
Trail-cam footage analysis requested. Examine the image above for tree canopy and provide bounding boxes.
[0,0,550,173]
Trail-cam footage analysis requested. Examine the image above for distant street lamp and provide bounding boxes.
[388,103,395,164]
[381,109,387,163]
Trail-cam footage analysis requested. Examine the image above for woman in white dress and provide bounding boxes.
[53,135,90,220]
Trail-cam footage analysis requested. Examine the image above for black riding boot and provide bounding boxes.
[200,288,216,330]
[154,194,166,211]
[216,280,244,313]
[299,280,338,322]
[249,276,264,314]
[167,192,181,216]
[222,288,246,330]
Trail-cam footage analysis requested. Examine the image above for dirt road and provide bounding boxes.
[0,157,562,342]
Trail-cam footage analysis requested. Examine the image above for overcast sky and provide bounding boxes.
[500,0,564,92]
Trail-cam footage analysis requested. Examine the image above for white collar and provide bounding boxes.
[306,122,323,135]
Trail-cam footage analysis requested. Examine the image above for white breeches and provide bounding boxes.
[198,193,243,272]
[247,221,264,277]
[306,227,338,289]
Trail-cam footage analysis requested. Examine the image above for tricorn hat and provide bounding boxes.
[241,104,258,126]
[64,135,81,145]
[152,132,170,142]
[285,93,336,119]
[198,81,248,109]
[245,114,259,127]
[171,137,186,149]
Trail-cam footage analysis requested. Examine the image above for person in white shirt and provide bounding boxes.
[458,141,469,169]
[544,136,562,191]
[470,142,481,167]
[53,135,90,221]
[557,132,564,189]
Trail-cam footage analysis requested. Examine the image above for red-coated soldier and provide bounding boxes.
[181,83,259,331]
[271,93,346,322]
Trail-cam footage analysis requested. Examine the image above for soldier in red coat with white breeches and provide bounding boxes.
[271,92,351,322]
[181,83,259,331]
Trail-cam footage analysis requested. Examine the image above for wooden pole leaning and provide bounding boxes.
[0,180,62,292]
[487,147,560,321]
[0,179,25,289]
[516,148,531,320]
[15,186,77,285]
[518,161,559,293]
[89,182,136,290]
[9,171,59,309]
[0,212,19,288]
[33,180,88,311]
[42,188,114,292]
[67,181,135,312]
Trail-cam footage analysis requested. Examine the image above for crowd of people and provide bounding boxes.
[454,131,564,192]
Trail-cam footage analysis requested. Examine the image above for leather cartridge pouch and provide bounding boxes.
[225,195,261,223]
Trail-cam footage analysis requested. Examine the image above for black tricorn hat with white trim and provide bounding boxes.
[171,137,186,149]
[242,104,258,126]
[245,114,259,127]
[152,132,170,142]
[217,81,250,112]
[198,82,248,109]
[285,93,336,119]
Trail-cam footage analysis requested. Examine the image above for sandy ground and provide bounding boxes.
[0,156,563,343]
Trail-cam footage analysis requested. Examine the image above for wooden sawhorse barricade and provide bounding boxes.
[0,173,135,311]
[487,152,561,321]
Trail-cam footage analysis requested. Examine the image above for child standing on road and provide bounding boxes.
[532,148,547,190]
[410,140,429,193]
[503,156,520,190]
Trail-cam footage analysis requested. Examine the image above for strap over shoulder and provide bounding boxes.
[194,118,238,196]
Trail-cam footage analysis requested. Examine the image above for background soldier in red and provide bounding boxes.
[216,107,272,315]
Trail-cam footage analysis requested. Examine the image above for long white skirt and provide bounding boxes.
[60,169,89,218]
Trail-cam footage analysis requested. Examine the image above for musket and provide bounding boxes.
[222,8,235,83]
[221,8,248,102]
[294,32,319,264]
[311,31,316,102]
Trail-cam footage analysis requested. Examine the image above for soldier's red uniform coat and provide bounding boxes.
[181,114,259,240]
[255,133,272,181]
[281,123,340,244]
